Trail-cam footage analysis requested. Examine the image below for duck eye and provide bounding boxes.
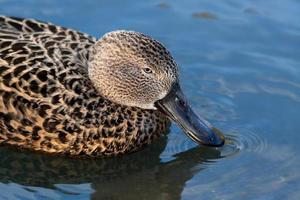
[143,67,153,74]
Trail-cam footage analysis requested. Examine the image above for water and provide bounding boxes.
[0,0,300,199]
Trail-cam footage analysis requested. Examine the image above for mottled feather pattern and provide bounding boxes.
[0,16,169,157]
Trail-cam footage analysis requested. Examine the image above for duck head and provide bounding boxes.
[88,31,225,147]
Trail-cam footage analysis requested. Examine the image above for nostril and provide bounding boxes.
[175,97,187,108]
[179,99,186,107]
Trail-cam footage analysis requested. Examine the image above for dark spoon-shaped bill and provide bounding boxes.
[156,83,225,147]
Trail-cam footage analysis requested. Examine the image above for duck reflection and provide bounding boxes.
[0,135,222,200]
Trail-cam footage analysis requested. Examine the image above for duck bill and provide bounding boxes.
[155,83,225,147]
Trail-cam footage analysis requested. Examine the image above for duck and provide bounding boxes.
[0,16,224,157]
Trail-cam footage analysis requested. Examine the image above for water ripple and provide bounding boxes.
[161,125,267,166]
[217,126,268,158]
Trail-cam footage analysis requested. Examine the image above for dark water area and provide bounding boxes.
[0,0,299,199]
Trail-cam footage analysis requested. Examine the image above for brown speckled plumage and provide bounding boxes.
[0,16,171,157]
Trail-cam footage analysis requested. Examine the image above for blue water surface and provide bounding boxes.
[0,0,299,199]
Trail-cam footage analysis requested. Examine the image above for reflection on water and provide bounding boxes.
[0,136,223,199]
[0,126,269,199]
[157,3,171,9]
[243,7,259,14]
[192,12,218,20]
[0,0,300,199]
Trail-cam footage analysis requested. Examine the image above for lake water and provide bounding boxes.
[0,0,300,199]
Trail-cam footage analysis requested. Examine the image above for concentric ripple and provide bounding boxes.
[216,126,268,158]
[160,125,268,164]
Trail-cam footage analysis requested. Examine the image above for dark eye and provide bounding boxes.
[143,67,153,74]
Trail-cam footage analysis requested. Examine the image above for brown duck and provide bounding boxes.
[0,16,224,157]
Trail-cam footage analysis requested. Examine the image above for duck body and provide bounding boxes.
[0,16,169,157]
